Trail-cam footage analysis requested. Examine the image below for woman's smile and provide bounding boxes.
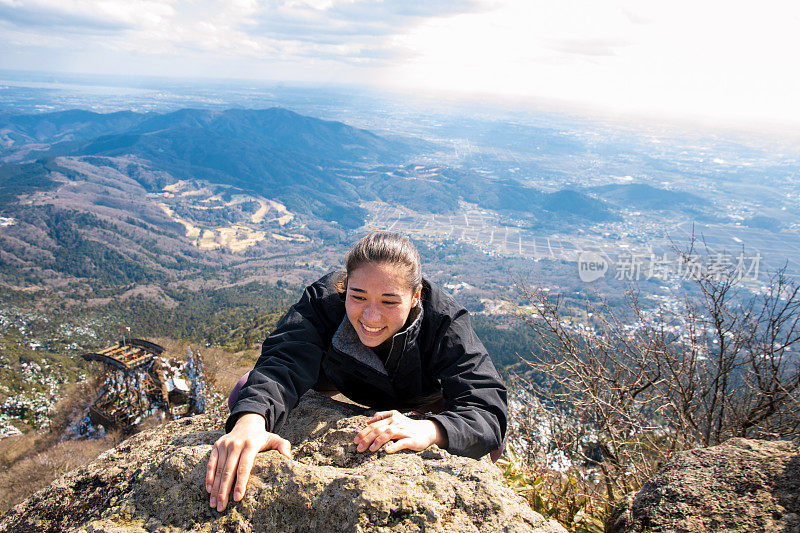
[360,322,385,334]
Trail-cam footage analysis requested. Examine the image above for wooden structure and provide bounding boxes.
[82,338,164,370]
[81,339,205,432]
[82,339,172,431]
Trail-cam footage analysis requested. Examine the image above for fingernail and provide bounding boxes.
[206,484,211,493]
[233,490,242,501]
[209,497,216,507]
[357,444,364,452]
[217,502,224,512]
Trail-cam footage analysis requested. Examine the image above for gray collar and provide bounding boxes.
[331,304,423,377]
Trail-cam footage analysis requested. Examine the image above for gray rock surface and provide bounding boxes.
[0,391,565,533]
[611,437,800,533]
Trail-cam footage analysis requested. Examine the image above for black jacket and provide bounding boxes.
[226,271,507,459]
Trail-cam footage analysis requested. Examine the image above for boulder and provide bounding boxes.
[0,391,565,533]
[611,437,800,533]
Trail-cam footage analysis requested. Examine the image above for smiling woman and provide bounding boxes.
[337,231,422,350]
[207,231,507,513]
[345,264,419,346]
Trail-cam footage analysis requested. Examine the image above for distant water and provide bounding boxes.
[0,75,234,114]
[0,79,152,95]
[0,69,380,122]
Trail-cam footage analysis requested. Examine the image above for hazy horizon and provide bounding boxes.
[4,68,800,147]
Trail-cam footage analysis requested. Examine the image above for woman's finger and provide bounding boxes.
[385,437,416,454]
[205,446,219,493]
[232,443,258,503]
[356,428,379,452]
[356,420,391,452]
[210,444,228,508]
[354,419,390,448]
[368,429,396,452]
[215,444,241,511]
[366,410,395,424]
[266,434,292,460]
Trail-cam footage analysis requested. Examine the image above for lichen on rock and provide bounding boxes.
[0,391,565,533]
[610,437,800,533]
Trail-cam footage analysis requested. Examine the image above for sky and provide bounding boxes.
[1,0,800,127]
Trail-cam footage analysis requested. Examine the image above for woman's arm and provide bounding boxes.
[226,272,344,434]
[351,307,507,459]
[425,308,508,459]
[209,272,343,511]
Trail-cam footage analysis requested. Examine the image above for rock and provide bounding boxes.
[0,391,565,533]
[611,437,800,533]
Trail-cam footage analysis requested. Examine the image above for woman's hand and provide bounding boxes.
[205,412,291,512]
[354,410,448,454]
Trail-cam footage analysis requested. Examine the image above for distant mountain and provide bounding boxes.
[456,176,617,224]
[125,108,399,162]
[1,108,421,228]
[461,177,544,213]
[587,183,707,211]
[1,107,411,165]
[541,189,618,222]
[743,215,783,232]
[0,109,147,148]
[82,127,350,195]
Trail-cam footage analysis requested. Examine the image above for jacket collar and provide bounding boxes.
[331,302,424,377]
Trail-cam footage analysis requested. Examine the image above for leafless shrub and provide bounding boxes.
[510,257,800,518]
[0,377,119,512]
[0,437,117,512]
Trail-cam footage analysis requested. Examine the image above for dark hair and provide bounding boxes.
[335,232,422,294]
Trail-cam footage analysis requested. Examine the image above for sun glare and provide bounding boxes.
[384,0,800,125]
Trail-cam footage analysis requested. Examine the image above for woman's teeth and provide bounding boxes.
[361,323,383,333]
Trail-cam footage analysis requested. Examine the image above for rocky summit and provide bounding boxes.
[0,391,564,533]
[611,437,800,533]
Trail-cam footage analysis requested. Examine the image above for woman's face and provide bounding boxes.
[345,262,421,348]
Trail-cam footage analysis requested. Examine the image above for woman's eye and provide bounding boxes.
[383,301,399,306]
[350,295,365,301]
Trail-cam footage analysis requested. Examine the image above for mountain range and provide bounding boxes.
[0,107,708,289]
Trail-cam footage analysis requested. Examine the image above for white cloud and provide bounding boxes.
[0,0,175,31]
[1,0,799,125]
